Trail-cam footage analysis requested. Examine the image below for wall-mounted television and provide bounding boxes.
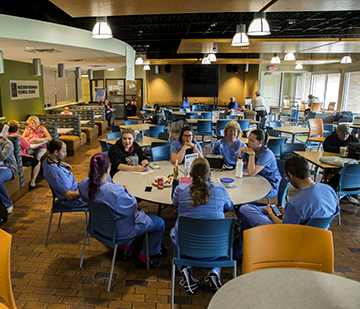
[183,65,219,97]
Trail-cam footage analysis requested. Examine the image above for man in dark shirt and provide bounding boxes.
[323,124,359,153]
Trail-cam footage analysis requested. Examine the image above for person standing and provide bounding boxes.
[253,91,267,128]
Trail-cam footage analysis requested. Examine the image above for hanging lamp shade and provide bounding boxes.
[208,53,217,62]
[248,12,270,36]
[92,18,112,39]
[88,69,93,80]
[143,64,150,70]
[270,53,280,64]
[58,63,65,78]
[295,63,303,69]
[201,56,211,64]
[135,54,144,65]
[75,67,82,79]
[231,24,250,46]
[33,58,41,76]
[284,53,296,61]
[340,54,352,64]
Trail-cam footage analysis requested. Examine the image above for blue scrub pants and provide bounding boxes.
[139,213,165,256]
[0,167,14,207]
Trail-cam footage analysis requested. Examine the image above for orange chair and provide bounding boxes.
[328,102,336,111]
[242,224,334,275]
[306,118,326,150]
[310,102,323,112]
[0,229,17,309]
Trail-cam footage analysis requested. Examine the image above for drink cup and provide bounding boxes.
[157,177,164,189]
[340,147,347,157]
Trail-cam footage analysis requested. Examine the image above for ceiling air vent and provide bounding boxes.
[24,48,61,54]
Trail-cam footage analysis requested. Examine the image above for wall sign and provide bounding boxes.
[10,80,40,100]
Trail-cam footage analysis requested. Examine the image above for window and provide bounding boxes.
[343,72,360,113]
[311,73,341,109]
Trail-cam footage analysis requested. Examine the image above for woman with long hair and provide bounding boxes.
[79,153,165,269]
[240,129,281,197]
[171,158,233,295]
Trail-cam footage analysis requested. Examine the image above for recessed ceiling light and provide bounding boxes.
[24,46,36,50]
[107,68,115,71]
[164,61,168,64]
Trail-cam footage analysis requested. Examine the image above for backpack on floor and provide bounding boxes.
[0,204,8,224]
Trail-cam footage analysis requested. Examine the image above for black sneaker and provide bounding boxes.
[179,266,199,295]
[135,258,161,269]
[204,270,222,291]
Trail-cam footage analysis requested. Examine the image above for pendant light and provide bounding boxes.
[33,58,41,76]
[208,53,217,62]
[201,56,211,65]
[143,64,150,70]
[92,17,112,39]
[270,53,280,64]
[295,64,303,69]
[248,12,271,36]
[135,54,144,65]
[340,54,352,64]
[231,24,250,46]
[88,69,93,80]
[284,53,296,61]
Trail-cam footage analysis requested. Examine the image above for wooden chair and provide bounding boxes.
[306,118,326,151]
[0,229,17,309]
[328,102,336,111]
[242,224,334,275]
[310,102,323,112]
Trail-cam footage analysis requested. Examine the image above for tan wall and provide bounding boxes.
[244,64,259,102]
[218,65,244,105]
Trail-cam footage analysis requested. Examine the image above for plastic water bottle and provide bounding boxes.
[235,157,243,178]
[133,153,139,166]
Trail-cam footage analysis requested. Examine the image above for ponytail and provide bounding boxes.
[189,158,211,207]
[88,153,109,200]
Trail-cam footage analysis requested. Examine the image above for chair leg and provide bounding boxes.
[45,211,54,246]
[108,244,118,292]
[338,196,341,226]
[171,261,176,309]
[145,233,150,271]
[85,212,91,245]
[80,231,88,268]
[58,212,63,227]
[233,264,237,278]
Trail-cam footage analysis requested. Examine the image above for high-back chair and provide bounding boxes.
[280,143,306,160]
[242,224,334,275]
[80,202,149,292]
[196,120,213,142]
[310,102,323,112]
[306,118,326,151]
[149,125,166,138]
[266,138,287,159]
[306,209,340,230]
[0,228,17,309]
[201,112,212,119]
[98,138,110,155]
[215,120,232,137]
[45,185,89,246]
[171,217,236,309]
[336,164,360,225]
[112,125,121,132]
[151,145,171,161]
[237,119,251,132]
[327,102,336,111]
[106,132,122,139]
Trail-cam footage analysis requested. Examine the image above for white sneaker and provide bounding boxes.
[7,205,13,214]
[204,269,222,291]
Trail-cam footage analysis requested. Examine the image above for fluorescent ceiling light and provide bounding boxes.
[92,18,112,39]
[284,53,296,61]
[270,53,280,64]
[107,68,114,71]
[143,64,150,70]
[231,24,250,47]
[340,54,352,64]
[201,56,211,64]
[295,64,303,69]
[208,53,217,62]
[248,12,270,36]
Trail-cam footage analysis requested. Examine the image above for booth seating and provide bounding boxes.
[70,109,97,143]
[72,106,106,135]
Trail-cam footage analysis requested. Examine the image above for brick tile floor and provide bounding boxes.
[1,122,360,308]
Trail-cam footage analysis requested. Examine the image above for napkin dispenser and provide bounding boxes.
[205,154,224,169]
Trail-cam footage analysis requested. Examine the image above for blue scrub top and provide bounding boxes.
[180,100,190,109]
[212,138,246,166]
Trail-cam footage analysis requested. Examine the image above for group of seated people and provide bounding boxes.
[37,118,341,296]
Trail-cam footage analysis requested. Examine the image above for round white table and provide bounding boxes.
[208,269,360,309]
[113,161,271,206]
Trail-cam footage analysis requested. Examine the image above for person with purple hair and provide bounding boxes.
[79,153,165,269]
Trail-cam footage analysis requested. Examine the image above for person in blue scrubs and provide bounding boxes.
[170,126,203,164]
[171,158,233,295]
[240,129,281,197]
[42,139,87,209]
[234,156,338,258]
[226,97,239,115]
[79,153,165,269]
[180,96,190,109]
[212,121,246,167]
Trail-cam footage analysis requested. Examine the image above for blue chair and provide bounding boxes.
[171,217,236,309]
[277,159,286,177]
[267,121,282,129]
[280,143,306,160]
[201,112,212,119]
[267,129,281,137]
[179,108,185,112]
[142,106,152,110]
[195,120,213,143]
[149,125,165,138]
[185,113,192,119]
[98,138,110,155]
[206,104,216,111]
[158,132,170,141]
[189,114,203,120]
[112,125,121,132]
[238,119,251,132]
[165,111,181,134]
[106,132,122,139]
[323,124,335,138]
[306,209,340,230]
[226,115,237,120]
[124,120,139,125]
[45,186,89,246]
[151,145,171,162]
[267,138,287,159]
[80,202,149,292]
[151,141,173,148]
[214,120,232,137]
[336,164,360,225]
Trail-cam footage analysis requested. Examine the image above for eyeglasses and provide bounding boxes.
[183,134,193,138]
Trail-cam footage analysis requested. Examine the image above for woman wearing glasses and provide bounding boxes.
[170,126,203,164]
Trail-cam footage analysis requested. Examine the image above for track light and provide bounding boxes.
[231,24,250,47]
[143,64,150,70]
[201,56,211,64]
[135,54,144,65]
[295,64,303,69]
[208,54,217,62]
[340,54,352,64]
[248,12,270,36]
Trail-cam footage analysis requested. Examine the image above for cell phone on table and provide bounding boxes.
[270,204,282,217]
[145,186,152,192]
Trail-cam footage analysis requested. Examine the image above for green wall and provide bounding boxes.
[0,59,45,121]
